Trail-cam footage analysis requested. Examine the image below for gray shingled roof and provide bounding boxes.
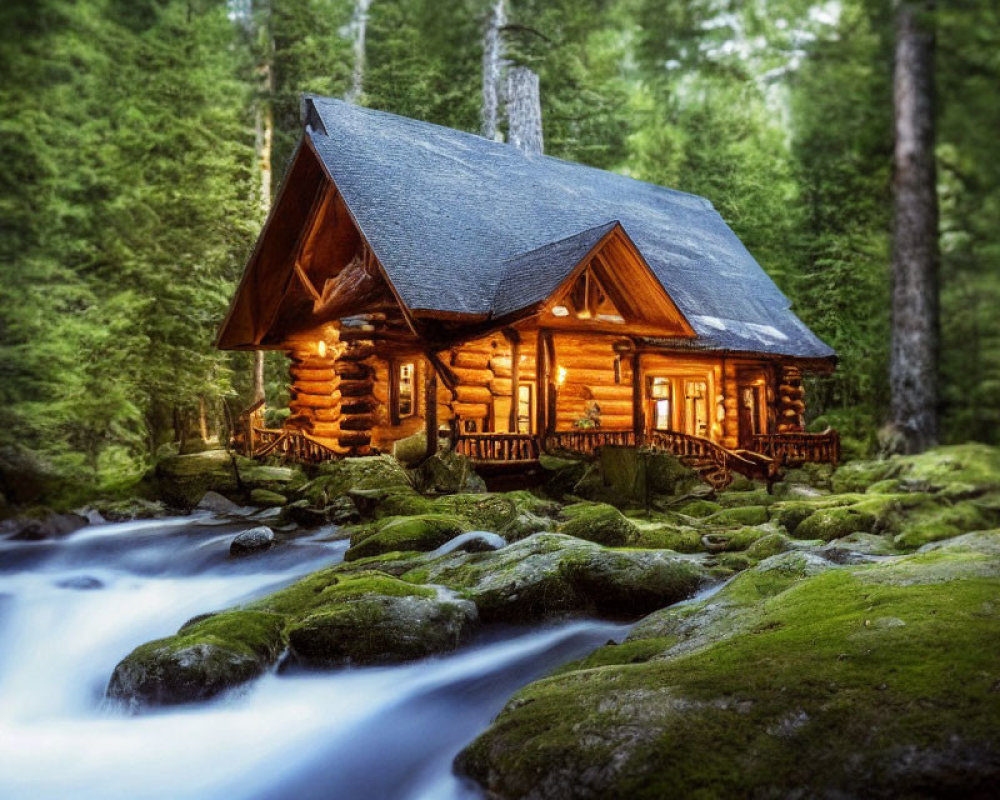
[305,96,834,360]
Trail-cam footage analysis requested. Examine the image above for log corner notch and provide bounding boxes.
[284,323,348,451]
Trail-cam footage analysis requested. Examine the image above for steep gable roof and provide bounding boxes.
[302,97,833,360]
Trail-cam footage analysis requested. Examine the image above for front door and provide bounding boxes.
[683,379,709,438]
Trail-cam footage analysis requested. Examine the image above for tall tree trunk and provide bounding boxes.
[481,0,506,139]
[346,0,372,103]
[251,0,274,406]
[506,66,543,155]
[890,1,939,453]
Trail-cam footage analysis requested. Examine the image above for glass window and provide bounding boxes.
[398,362,414,417]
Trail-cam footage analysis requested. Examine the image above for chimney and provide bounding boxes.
[505,66,543,155]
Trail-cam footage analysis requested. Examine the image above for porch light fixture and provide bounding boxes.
[317,340,327,358]
[557,366,567,386]
[552,305,570,317]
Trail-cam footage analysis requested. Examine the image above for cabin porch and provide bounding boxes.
[232,326,839,490]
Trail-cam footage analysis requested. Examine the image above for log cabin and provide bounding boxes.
[217,96,839,488]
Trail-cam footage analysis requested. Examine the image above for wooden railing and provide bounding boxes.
[453,432,540,463]
[646,430,777,489]
[751,429,840,467]
[252,427,347,464]
[545,429,637,456]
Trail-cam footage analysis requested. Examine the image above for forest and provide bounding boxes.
[1,0,997,502]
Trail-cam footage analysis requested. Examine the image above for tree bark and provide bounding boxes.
[251,0,274,407]
[890,1,939,453]
[481,0,506,139]
[346,0,372,103]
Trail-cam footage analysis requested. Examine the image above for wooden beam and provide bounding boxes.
[388,359,400,426]
[425,368,438,460]
[504,328,521,432]
[632,350,644,441]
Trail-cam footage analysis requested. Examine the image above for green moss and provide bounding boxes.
[631,524,703,553]
[676,499,722,518]
[867,478,902,494]
[702,524,778,553]
[714,489,777,508]
[344,514,468,561]
[248,569,434,617]
[795,505,878,541]
[458,546,1000,798]
[892,500,996,550]
[703,505,769,527]
[744,532,793,562]
[552,637,676,675]
[558,502,640,546]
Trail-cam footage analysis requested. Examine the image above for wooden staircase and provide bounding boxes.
[645,430,778,491]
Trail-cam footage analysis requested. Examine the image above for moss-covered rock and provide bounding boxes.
[457,540,1000,799]
[676,499,721,518]
[557,502,639,546]
[286,591,477,667]
[700,523,781,553]
[539,453,589,498]
[302,456,411,505]
[412,450,487,494]
[744,531,794,562]
[153,450,302,510]
[107,569,478,708]
[249,488,286,507]
[703,505,769,528]
[714,489,777,508]
[631,523,703,553]
[106,610,286,708]
[794,504,878,541]
[407,533,708,622]
[891,498,996,550]
[344,514,469,561]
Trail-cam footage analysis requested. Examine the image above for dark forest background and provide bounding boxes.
[1,0,997,497]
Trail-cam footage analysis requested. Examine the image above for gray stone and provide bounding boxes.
[230,526,275,556]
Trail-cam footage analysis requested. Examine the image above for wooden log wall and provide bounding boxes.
[446,332,537,432]
[284,328,345,444]
[777,364,806,433]
[335,340,377,455]
[552,334,634,430]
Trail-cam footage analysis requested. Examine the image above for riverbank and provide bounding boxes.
[4,442,1000,796]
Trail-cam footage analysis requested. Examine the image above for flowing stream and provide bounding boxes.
[0,515,629,800]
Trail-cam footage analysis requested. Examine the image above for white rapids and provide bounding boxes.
[0,516,628,800]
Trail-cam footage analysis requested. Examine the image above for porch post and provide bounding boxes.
[631,350,643,444]
[535,330,550,450]
[424,366,438,459]
[505,329,520,432]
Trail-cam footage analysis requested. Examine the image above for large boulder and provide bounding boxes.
[412,450,487,494]
[106,611,286,708]
[287,591,477,667]
[154,450,301,509]
[455,540,1000,799]
[344,514,469,561]
[557,502,639,546]
[406,533,707,622]
[107,569,480,709]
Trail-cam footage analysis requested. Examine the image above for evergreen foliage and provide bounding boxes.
[0,0,996,501]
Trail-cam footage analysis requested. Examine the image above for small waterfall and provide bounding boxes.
[505,65,543,155]
[0,516,629,800]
